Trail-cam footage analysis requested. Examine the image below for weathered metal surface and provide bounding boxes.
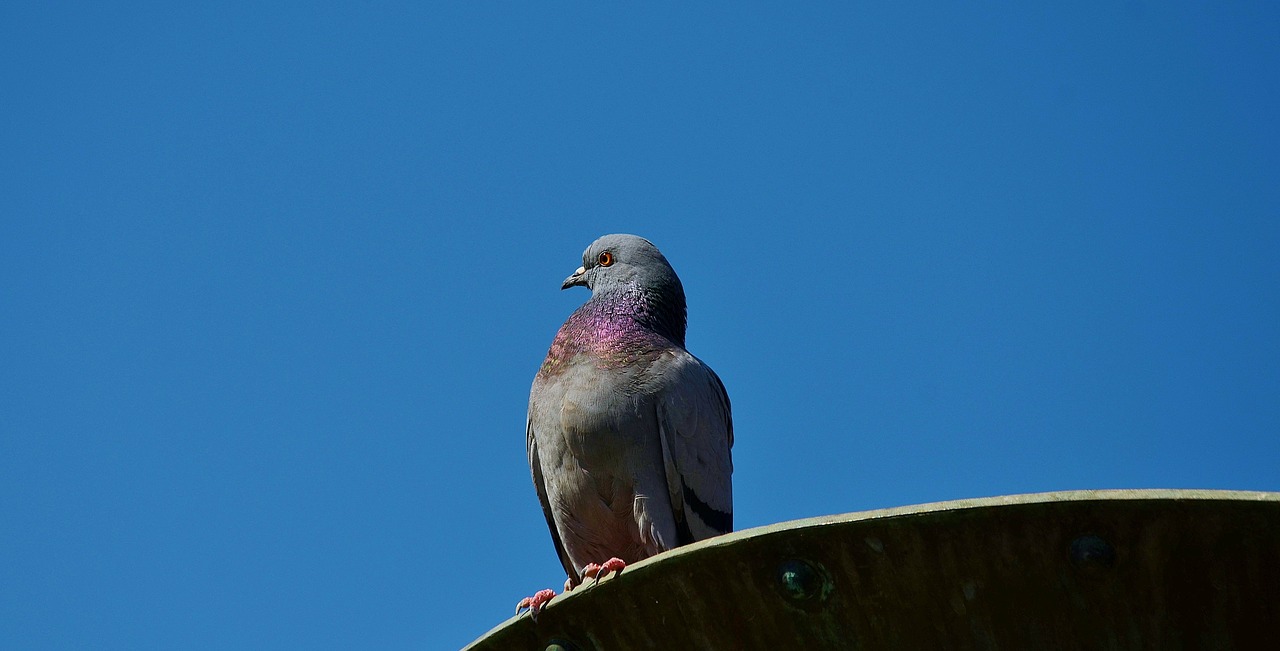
[466,490,1280,650]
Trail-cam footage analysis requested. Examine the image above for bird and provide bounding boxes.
[517,234,734,619]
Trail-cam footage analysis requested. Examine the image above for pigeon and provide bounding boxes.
[517,234,734,618]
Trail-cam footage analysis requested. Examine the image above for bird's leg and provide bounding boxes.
[581,557,627,585]
[514,588,556,621]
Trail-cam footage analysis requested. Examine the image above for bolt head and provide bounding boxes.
[777,558,828,602]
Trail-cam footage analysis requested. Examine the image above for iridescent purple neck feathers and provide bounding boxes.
[539,286,687,378]
[589,285,687,347]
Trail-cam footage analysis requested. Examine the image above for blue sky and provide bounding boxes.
[2,3,1277,649]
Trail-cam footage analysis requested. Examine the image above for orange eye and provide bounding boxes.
[598,251,614,267]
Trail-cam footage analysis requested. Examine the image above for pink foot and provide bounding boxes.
[515,588,556,621]
[581,557,626,585]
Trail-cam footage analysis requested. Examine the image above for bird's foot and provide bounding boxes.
[515,588,556,621]
[582,557,626,585]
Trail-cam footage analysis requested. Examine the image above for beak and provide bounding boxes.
[561,266,587,290]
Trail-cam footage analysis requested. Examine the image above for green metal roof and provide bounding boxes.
[465,490,1280,650]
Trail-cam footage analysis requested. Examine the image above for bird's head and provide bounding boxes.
[561,234,689,344]
[561,234,683,300]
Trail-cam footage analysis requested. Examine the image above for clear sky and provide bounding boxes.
[2,3,1277,649]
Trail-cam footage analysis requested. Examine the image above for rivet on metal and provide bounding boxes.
[777,558,831,602]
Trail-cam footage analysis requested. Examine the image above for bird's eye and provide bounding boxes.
[598,251,614,267]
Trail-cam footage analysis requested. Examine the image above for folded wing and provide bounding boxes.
[655,351,734,544]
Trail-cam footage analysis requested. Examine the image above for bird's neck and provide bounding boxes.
[585,286,687,348]
[537,288,686,380]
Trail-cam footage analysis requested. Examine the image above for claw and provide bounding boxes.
[515,588,556,621]
[582,557,627,585]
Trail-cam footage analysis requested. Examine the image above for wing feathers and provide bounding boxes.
[527,421,577,579]
[656,352,734,543]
